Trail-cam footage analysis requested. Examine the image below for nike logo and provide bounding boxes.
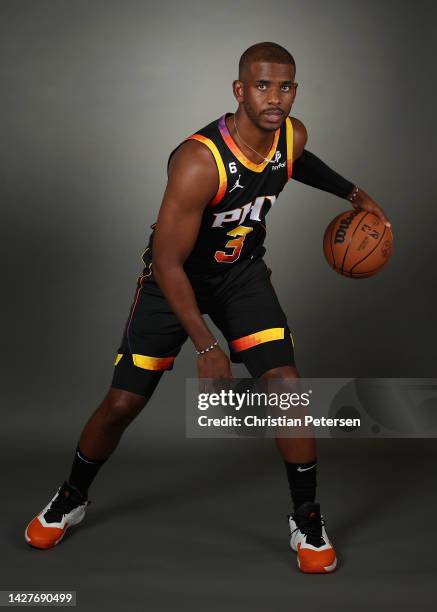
[297,464,316,472]
[77,451,98,465]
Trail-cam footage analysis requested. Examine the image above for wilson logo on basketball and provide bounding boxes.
[333,210,360,244]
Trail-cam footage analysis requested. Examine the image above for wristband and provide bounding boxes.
[196,339,219,356]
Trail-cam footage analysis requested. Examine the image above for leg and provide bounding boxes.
[260,364,318,515]
[68,258,188,491]
[260,365,316,465]
[25,264,187,549]
[77,383,161,460]
[208,260,316,505]
[207,259,337,573]
[235,319,336,574]
[208,260,315,492]
[24,383,156,550]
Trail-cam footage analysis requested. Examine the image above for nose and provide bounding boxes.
[267,87,281,106]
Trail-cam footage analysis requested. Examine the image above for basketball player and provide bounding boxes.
[25,43,390,573]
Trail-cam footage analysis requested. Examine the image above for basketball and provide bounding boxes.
[323,209,393,278]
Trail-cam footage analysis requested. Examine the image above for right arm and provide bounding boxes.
[152,140,232,378]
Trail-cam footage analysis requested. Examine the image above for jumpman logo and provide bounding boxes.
[229,174,244,192]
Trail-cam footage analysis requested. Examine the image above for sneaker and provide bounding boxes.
[288,501,337,573]
[25,482,90,549]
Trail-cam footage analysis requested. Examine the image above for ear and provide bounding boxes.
[232,79,244,103]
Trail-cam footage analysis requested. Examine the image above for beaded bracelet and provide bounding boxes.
[347,185,360,206]
[196,339,219,356]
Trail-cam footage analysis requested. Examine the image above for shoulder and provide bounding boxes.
[168,138,218,179]
[289,116,308,161]
[164,138,219,206]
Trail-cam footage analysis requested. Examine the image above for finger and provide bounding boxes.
[378,211,391,228]
[381,215,391,228]
[374,206,391,228]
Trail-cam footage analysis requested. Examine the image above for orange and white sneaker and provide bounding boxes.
[25,482,90,549]
[288,501,337,573]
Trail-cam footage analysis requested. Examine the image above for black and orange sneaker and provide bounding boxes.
[25,482,90,549]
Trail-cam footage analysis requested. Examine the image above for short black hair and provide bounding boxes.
[239,42,296,79]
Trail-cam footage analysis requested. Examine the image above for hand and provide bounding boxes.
[197,346,233,379]
[351,187,391,228]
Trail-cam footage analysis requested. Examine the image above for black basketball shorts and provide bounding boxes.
[111,255,296,397]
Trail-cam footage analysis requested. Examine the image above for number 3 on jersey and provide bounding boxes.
[214,225,253,263]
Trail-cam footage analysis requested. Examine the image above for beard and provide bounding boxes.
[243,100,282,133]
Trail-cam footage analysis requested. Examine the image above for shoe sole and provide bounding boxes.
[297,555,338,573]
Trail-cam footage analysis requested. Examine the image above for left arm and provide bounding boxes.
[290,117,391,228]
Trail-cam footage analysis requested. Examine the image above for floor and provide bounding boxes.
[3,438,436,611]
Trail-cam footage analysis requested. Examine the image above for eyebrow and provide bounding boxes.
[255,79,294,85]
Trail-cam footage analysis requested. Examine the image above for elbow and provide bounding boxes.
[152,253,184,278]
[152,257,168,280]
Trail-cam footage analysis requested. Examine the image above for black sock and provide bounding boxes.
[284,460,317,511]
[68,445,109,498]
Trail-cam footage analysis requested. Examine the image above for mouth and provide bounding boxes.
[263,110,283,121]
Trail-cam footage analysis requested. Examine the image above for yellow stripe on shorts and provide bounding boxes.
[132,353,176,371]
[114,353,176,371]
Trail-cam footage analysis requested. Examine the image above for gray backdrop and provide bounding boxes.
[1,1,437,610]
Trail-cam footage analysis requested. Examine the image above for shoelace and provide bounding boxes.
[290,514,326,547]
[44,485,88,523]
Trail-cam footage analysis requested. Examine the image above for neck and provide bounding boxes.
[227,108,275,161]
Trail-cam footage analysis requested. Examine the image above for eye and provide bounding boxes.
[257,83,267,90]
[281,85,291,92]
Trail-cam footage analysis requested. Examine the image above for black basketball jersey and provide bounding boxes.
[143,112,294,275]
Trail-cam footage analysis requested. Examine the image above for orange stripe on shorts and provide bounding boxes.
[230,327,285,352]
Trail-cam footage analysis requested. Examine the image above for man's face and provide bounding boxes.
[234,62,297,131]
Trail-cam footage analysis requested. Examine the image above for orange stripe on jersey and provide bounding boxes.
[114,353,123,366]
[186,134,227,206]
[132,354,176,371]
[230,327,285,352]
[286,117,294,180]
[218,114,280,173]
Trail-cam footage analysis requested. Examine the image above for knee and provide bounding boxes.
[261,365,300,379]
[103,388,148,427]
